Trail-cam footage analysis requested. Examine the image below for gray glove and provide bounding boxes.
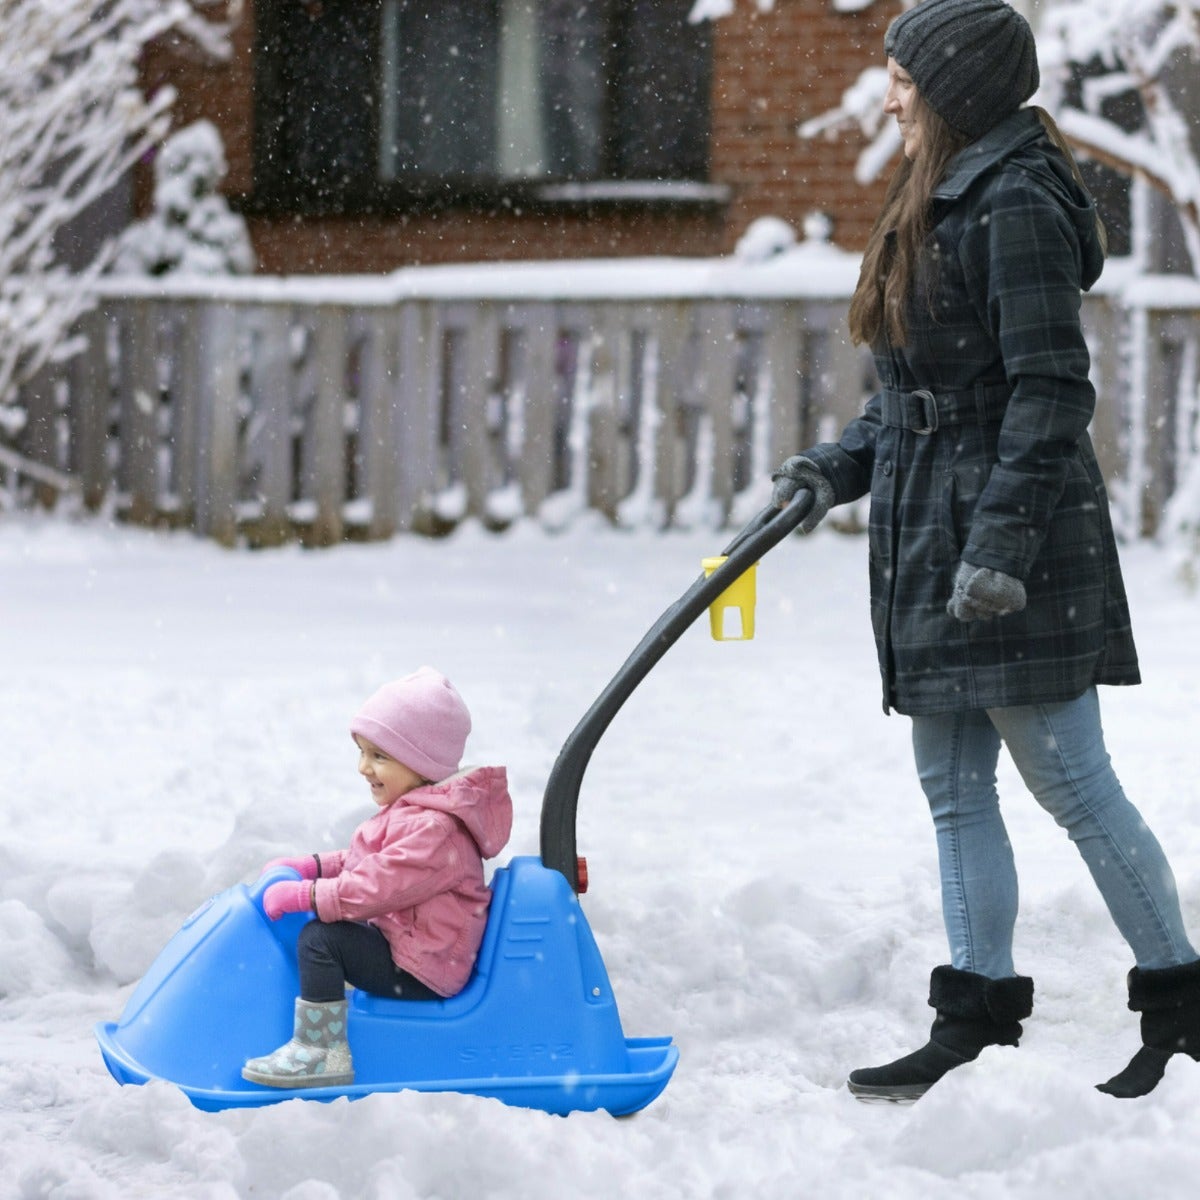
[947,561,1027,622]
[770,456,835,533]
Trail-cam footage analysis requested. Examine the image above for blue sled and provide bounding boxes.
[95,856,677,1116]
[96,506,812,1118]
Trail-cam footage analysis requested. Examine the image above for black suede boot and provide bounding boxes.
[847,966,1035,1102]
[1097,959,1200,1098]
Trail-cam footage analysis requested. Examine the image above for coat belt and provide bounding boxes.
[879,383,1011,434]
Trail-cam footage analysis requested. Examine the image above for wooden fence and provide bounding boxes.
[6,259,1200,545]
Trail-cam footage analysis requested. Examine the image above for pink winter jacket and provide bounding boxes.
[311,765,513,997]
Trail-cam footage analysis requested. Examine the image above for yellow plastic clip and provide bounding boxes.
[701,556,757,641]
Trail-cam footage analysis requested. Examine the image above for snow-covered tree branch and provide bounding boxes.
[0,0,235,435]
[1038,0,1200,273]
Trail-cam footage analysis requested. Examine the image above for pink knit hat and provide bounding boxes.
[350,667,472,782]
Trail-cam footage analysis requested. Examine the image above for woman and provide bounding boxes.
[772,0,1199,1101]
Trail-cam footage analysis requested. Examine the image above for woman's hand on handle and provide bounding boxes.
[770,456,835,533]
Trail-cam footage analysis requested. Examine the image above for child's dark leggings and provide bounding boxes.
[298,919,440,1003]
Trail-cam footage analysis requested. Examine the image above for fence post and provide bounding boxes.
[170,301,201,528]
[1123,300,1153,536]
[352,308,398,541]
[1084,294,1124,487]
[764,302,803,464]
[694,300,738,521]
[1141,309,1184,536]
[817,303,866,438]
[515,302,558,516]
[588,304,639,521]
[651,302,693,526]
[305,305,347,546]
[118,299,161,526]
[192,301,241,547]
[241,303,296,546]
[18,362,61,508]
[394,301,439,532]
[69,307,111,511]
[1167,312,1199,501]
[460,302,501,520]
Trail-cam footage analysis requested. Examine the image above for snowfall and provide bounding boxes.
[2,502,1199,1199]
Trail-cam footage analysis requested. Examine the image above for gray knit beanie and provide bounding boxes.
[884,0,1039,140]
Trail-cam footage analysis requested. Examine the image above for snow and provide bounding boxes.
[89,231,864,306]
[3,510,1200,1197]
[112,120,255,279]
[689,0,777,22]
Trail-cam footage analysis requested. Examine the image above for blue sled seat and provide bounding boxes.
[346,856,635,1088]
[350,863,507,1027]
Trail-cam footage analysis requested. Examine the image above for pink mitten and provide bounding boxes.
[262,880,313,921]
[263,855,319,880]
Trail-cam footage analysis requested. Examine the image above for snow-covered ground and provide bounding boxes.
[2,510,1199,1198]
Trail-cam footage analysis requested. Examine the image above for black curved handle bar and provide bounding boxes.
[538,491,816,892]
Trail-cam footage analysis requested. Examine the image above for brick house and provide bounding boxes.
[143,0,899,274]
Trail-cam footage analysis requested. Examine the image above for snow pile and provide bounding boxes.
[689,0,778,22]
[2,511,1199,1196]
[113,120,254,279]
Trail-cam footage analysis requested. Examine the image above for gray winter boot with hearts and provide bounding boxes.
[242,998,354,1088]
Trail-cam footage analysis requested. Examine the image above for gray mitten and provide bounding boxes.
[770,456,835,533]
[947,561,1027,622]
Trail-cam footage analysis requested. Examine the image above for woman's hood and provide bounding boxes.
[935,107,1107,292]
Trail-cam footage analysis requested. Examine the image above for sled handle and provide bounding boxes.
[539,492,816,892]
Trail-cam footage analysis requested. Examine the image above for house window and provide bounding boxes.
[254,0,712,210]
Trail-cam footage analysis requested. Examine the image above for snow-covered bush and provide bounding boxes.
[0,0,233,438]
[112,119,254,278]
[734,216,798,263]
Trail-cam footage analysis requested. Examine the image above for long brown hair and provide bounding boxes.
[848,100,1106,349]
[848,91,971,349]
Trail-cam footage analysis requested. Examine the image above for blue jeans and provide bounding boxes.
[911,688,1195,978]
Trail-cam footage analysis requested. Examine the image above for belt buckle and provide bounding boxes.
[912,389,938,435]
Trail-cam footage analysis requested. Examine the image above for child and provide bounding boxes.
[242,667,513,1089]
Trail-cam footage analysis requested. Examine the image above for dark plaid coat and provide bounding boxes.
[802,109,1140,714]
